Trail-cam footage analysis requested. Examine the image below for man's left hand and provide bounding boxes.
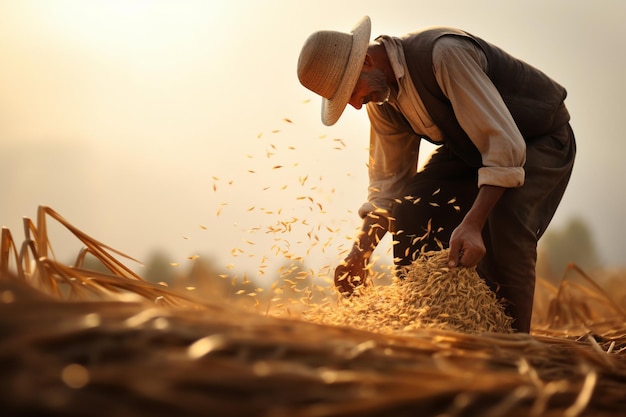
[447,222,486,267]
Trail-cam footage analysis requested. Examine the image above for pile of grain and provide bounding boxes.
[305,250,513,334]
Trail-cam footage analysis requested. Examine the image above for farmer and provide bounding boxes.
[297,16,575,333]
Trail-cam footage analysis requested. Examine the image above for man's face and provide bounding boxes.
[348,68,390,110]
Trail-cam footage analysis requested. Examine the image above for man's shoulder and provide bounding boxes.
[400,27,475,58]
[401,26,468,40]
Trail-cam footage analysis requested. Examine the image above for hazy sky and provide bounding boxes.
[1,0,624,282]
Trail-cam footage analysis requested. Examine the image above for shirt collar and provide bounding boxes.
[374,35,406,80]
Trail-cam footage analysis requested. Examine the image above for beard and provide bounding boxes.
[362,69,391,105]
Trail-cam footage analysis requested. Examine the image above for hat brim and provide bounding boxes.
[321,16,371,126]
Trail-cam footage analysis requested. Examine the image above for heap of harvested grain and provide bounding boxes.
[304,250,513,334]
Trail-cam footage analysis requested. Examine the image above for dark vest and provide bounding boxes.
[400,27,570,167]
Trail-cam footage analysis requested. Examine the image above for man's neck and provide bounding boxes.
[368,43,398,90]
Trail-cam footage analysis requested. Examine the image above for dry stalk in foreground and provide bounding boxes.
[1,206,625,417]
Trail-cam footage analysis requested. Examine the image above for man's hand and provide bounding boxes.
[335,209,389,296]
[334,252,369,296]
[448,185,505,268]
[448,222,485,267]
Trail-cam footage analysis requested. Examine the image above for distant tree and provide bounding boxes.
[540,217,600,281]
[178,255,233,301]
[143,250,177,286]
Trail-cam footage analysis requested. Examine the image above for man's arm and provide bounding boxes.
[334,211,389,295]
[335,103,419,296]
[433,38,522,267]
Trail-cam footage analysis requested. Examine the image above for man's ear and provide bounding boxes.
[363,53,374,69]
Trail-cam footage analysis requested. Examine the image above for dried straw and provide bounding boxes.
[1,206,625,417]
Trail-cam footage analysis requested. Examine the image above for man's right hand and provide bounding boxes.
[333,253,369,296]
[334,209,389,296]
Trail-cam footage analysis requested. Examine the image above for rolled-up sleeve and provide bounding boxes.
[358,103,421,218]
[433,36,526,188]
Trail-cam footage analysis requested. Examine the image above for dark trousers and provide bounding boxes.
[391,123,576,332]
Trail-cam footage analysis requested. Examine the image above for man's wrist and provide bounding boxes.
[350,242,372,259]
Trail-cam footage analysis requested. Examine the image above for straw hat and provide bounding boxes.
[297,16,371,126]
